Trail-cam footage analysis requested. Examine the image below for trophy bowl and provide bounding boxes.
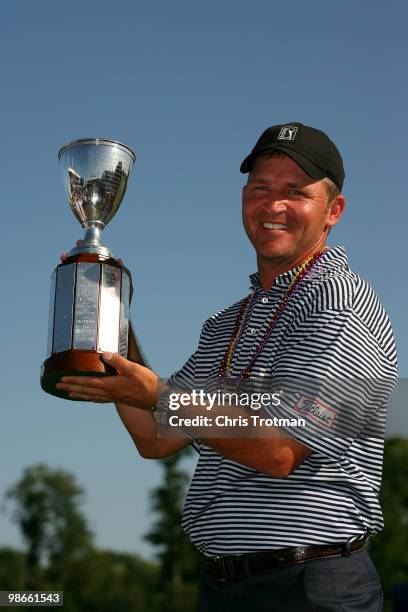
[41,138,136,400]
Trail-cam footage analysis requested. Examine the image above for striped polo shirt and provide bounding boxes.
[166,246,398,556]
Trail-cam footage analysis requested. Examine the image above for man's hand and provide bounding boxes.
[60,239,82,262]
[56,353,162,409]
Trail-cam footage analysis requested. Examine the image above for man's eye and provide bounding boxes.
[289,189,302,196]
[254,185,269,191]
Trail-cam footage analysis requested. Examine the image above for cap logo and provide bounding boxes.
[278,126,298,141]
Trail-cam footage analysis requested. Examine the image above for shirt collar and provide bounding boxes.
[248,245,349,292]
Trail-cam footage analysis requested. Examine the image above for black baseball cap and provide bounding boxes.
[240,122,345,190]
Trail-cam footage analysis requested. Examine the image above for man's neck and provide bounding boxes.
[257,242,328,291]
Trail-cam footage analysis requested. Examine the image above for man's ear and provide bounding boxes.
[326,194,346,229]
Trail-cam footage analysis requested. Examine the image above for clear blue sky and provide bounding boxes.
[1,0,407,559]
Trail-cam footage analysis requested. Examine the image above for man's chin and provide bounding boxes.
[257,248,293,261]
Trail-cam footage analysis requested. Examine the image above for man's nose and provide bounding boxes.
[261,196,287,212]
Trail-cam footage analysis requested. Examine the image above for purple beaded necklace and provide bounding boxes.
[217,250,326,388]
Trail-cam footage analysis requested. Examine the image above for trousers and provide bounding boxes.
[198,549,383,612]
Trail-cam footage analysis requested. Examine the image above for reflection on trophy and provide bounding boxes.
[41,138,136,400]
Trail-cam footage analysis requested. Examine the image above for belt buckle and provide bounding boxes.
[212,554,244,583]
[220,555,236,582]
[215,555,228,583]
[207,555,227,583]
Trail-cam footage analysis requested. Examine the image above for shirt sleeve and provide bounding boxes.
[261,307,398,462]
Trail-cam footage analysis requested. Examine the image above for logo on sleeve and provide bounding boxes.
[293,396,337,429]
[278,126,298,141]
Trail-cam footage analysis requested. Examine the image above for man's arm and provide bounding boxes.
[115,403,191,458]
[57,345,310,475]
[124,330,311,473]
[158,396,311,477]
[202,437,310,478]
[120,391,309,474]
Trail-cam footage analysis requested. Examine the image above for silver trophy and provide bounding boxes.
[41,138,136,400]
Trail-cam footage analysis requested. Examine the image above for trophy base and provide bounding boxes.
[41,350,116,401]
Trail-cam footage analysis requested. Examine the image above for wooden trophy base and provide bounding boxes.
[41,350,117,400]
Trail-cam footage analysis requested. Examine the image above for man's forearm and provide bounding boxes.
[115,402,191,458]
[116,324,190,458]
[157,389,311,476]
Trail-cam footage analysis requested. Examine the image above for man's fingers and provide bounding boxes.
[69,393,111,403]
[59,239,84,262]
[55,358,155,407]
[58,376,107,389]
[57,383,109,398]
[56,379,113,400]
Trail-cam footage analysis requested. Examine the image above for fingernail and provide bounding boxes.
[103,352,113,361]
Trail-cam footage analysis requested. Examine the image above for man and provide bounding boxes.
[57,122,397,611]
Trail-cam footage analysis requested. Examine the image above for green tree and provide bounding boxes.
[145,449,200,611]
[3,464,161,611]
[5,463,93,588]
[369,437,408,611]
[0,547,26,590]
[59,549,159,612]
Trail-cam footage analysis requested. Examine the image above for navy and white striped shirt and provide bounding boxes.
[166,246,397,556]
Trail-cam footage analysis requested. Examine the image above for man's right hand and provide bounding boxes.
[60,240,83,262]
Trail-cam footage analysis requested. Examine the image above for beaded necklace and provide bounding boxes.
[217,250,326,388]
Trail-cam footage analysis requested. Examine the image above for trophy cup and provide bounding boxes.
[41,138,136,400]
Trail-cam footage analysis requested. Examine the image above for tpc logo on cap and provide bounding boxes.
[278,126,298,141]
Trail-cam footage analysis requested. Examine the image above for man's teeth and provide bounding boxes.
[262,223,287,230]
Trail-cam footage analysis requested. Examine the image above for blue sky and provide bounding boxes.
[1,0,407,559]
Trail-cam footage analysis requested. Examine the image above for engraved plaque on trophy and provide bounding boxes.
[41,138,135,400]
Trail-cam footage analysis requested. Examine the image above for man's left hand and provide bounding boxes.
[56,353,161,408]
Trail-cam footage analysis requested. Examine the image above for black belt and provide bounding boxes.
[203,537,366,583]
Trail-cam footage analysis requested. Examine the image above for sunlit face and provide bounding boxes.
[242,155,345,270]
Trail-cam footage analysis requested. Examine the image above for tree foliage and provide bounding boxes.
[145,448,200,611]
[369,437,408,610]
[5,463,93,588]
[57,549,158,612]
[2,438,406,611]
[2,463,160,611]
[0,547,26,590]
[2,458,200,611]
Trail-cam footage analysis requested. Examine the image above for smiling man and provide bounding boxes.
[242,153,344,289]
[57,123,397,611]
